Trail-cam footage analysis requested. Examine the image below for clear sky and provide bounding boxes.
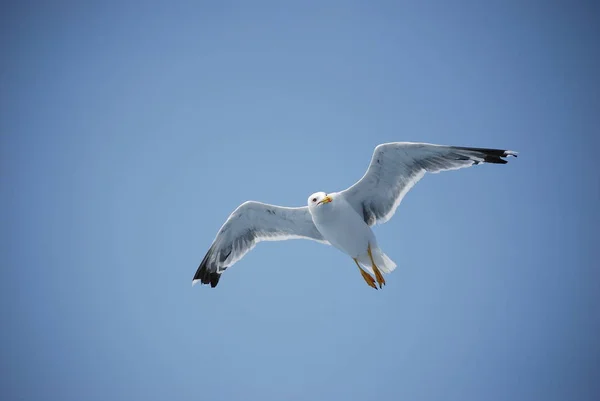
[1,1,599,400]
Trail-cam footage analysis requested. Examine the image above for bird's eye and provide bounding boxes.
[312,198,317,202]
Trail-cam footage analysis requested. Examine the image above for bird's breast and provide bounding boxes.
[311,200,374,257]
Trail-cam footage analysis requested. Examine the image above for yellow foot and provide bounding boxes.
[354,258,377,290]
[368,244,386,288]
[372,265,386,288]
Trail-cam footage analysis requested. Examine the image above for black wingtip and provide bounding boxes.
[193,248,223,288]
[453,146,518,164]
[210,273,221,287]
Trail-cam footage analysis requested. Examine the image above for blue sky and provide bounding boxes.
[1,1,599,400]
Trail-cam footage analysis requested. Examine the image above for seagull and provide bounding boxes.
[193,142,517,289]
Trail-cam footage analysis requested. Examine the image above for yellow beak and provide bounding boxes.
[317,195,332,205]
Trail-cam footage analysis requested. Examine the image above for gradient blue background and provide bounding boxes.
[2,1,599,400]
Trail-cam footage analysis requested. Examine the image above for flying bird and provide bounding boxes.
[193,142,517,289]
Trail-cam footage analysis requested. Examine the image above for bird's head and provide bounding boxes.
[307,192,333,208]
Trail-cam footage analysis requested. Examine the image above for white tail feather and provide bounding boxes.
[357,246,397,274]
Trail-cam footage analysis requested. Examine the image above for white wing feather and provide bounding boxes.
[193,201,328,286]
[340,142,518,226]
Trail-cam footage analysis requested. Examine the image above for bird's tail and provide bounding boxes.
[358,246,397,275]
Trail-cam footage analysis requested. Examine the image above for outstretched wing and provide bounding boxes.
[193,201,327,287]
[340,142,518,226]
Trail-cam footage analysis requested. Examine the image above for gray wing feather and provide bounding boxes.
[193,201,327,286]
[340,142,517,226]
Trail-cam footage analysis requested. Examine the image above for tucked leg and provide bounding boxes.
[353,258,377,290]
[367,244,386,288]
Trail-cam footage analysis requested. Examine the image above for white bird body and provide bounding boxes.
[193,142,517,289]
[309,192,396,276]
